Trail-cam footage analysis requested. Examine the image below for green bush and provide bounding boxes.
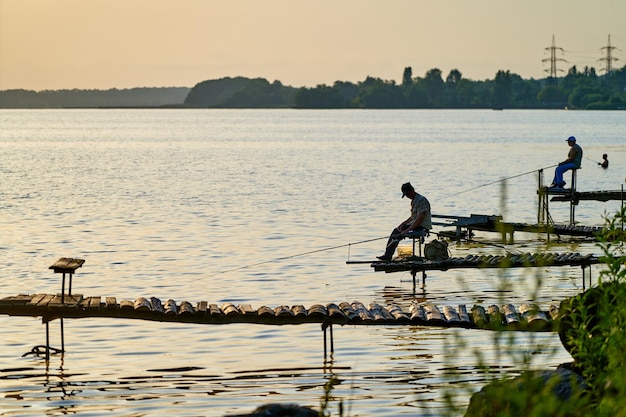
[462,206,625,417]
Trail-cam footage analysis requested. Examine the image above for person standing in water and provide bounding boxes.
[599,154,609,169]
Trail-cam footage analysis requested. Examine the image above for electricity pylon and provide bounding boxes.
[599,34,619,76]
[543,35,566,81]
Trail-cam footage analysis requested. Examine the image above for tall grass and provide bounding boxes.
[456,205,625,417]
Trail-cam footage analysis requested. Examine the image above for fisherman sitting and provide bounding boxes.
[378,182,432,261]
[550,136,582,189]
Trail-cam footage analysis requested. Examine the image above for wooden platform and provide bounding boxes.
[366,251,598,274]
[550,189,624,203]
[0,293,560,332]
[467,222,603,239]
[433,213,603,240]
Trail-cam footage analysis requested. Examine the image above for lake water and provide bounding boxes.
[0,109,624,416]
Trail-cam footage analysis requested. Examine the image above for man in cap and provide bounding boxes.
[377,182,432,261]
[551,136,583,189]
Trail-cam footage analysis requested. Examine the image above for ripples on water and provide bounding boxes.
[0,109,624,415]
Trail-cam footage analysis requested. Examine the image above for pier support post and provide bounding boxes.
[60,318,65,353]
[322,322,334,358]
[537,169,554,228]
[22,316,64,359]
[582,263,592,290]
[411,269,427,292]
[569,170,578,225]
[45,321,50,360]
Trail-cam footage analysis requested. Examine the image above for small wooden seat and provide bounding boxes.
[49,258,85,303]
[49,258,85,274]
[406,230,429,257]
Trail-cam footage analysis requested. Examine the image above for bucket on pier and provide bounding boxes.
[397,245,413,258]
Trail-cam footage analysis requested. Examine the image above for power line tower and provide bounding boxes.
[599,34,619,76]
[542,35,566,83]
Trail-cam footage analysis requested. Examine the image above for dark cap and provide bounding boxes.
[401,182,414,198]
[566,136,576,142]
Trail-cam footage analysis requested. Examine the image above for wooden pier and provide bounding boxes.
[537,168,624,227]
[369,252,598,273]
[0,253,598,360]
[347,251,598,290]
[0,293,559,332]
[550,190,625,203]
[433,172,623,242]
[0,292,564,359]
[433,213,604,242]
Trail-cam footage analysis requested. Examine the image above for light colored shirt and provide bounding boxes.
[411,193,432,229]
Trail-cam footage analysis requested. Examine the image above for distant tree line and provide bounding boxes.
[292,65,626,110]
[2,64,625,109]
[0,87,190,108]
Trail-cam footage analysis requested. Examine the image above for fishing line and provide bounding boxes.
[430,231,521,254]
[585,156,601,165]
[209,166,560,276]
[451,165,557,196]
[207,236,388,277]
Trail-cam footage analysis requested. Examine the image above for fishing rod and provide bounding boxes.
[452,164,558,196]
[584,156,602,165]
[210,165,560,276]
[207,235,388,277]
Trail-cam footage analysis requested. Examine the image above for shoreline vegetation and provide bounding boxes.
[460,207,626,417]
[1,64,625,110]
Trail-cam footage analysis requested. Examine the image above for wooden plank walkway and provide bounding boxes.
[468,222,604,238]
[433,214,604,240]
[363,252,598,274]
[0,293,560,332]
[550,189,625,203]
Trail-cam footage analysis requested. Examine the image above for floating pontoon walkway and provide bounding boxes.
[0,256,577,359]
[346,251,598,290]
[1,292,564,358]
[368,252,598,274]
[0,292,560,332]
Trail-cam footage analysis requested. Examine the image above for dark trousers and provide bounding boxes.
[383,226,428,259]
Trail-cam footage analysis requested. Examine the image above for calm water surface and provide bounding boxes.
[1,109,624,416]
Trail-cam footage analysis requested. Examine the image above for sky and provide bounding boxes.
[1,0,625,91]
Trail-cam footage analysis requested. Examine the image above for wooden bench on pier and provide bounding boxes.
[49,257,85,303]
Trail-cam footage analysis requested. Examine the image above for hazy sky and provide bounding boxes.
[1,0,625,91]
